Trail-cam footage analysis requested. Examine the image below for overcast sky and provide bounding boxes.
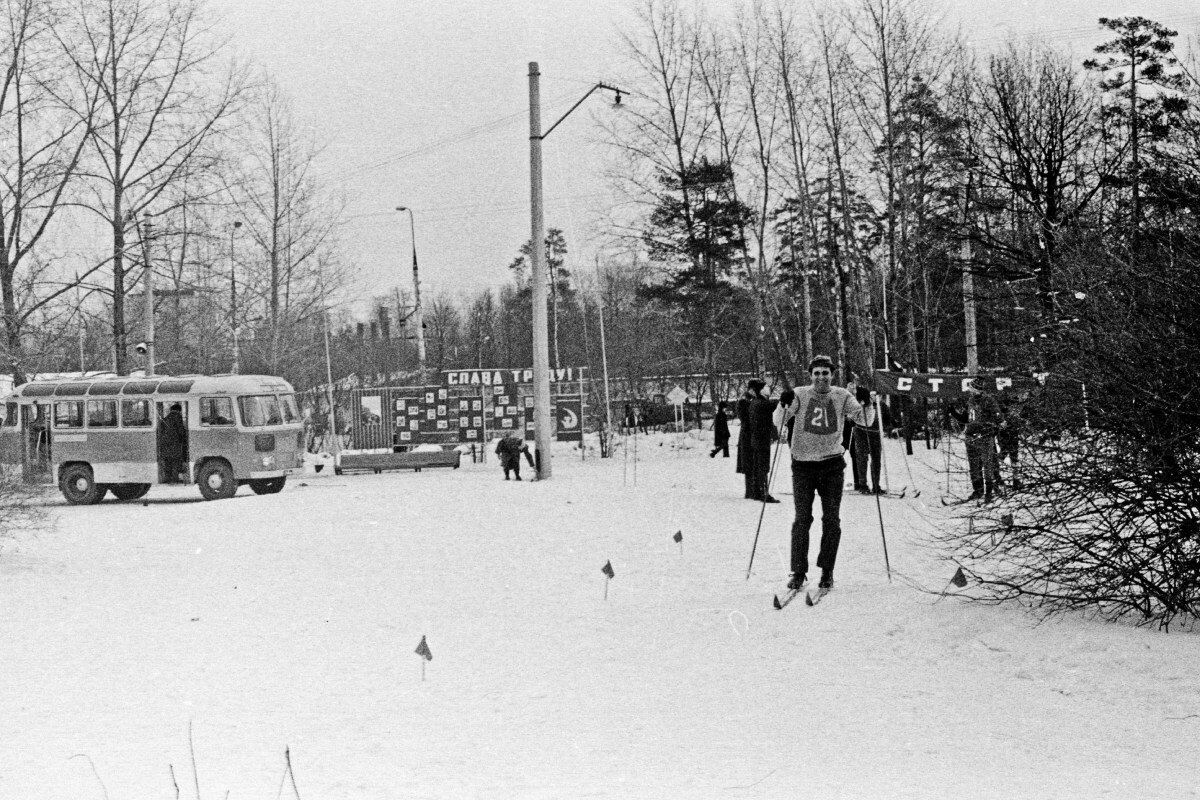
[206,0,1200,314]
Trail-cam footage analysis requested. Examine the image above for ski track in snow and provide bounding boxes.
[1,430,1198,799]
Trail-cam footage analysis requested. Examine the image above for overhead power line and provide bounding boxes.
[330,88,586,185]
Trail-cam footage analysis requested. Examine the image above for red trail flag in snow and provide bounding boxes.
[415,635,433,661]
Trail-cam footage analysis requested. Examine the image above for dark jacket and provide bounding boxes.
[159,409,187,460]
[735,393,753,474]
[748,395,778,447]
[713,408,730,446]
[956,392,1002,437]
[495,436,531,468]
[997,394,1023,445]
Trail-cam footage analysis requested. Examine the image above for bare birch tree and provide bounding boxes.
[0,0,97,383]
[228,77,345,376]
[58,0,246,374]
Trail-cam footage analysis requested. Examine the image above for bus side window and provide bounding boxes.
[200,397,235,426]
[121,399,153,427]
[87,400,118,428]
[54,401,84,429]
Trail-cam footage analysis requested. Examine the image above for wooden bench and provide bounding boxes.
[335,450,461,475]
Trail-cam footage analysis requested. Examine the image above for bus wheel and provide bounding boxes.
[197,460,237,500]
[60,464,103,505]
[111,483,151,501]
[249,477,286,495]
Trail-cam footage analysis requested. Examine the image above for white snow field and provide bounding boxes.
[2,431,1198,800]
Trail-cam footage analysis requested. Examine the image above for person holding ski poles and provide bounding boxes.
[852,386,885,495]
[776,355,865,592]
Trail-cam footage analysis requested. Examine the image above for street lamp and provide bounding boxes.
[528,63,625,480]
[230,220,242,373]
[136,212,157,376]
[477,334,491,369]
[395,206,427,378]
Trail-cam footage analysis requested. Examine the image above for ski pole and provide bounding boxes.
[873,485,892,582]
[876,395,893,493]
[745,432,787,580]
[888,396,921,497]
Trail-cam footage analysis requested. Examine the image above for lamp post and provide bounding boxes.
[528,63,625,480]
[477,334,491,369]
[230,220,243,373]
[395,206,427,378]
[136,212,156,376]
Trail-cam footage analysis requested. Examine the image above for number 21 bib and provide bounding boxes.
[803,395,839,435]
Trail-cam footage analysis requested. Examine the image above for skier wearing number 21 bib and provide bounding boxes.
[774,355,865,593]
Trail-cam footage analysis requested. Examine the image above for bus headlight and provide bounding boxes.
[261,455,276,468]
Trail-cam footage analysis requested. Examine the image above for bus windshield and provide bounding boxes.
[280,394,300,424]
[238,394,284,427]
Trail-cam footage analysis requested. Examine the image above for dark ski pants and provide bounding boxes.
[790,456,846,578]
[852,428,882,490]
[966,434,999,496]
[750,441,772,499]
[710,441,729,457]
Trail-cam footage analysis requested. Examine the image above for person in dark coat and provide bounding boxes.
[747,379,780,503]
[735,384,756,498]
[159,403,187,483]
[495,434,534,480]
[710,401,731,458]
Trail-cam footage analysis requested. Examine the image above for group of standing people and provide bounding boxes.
[714,360,1026,592]
[951,385,1022,503]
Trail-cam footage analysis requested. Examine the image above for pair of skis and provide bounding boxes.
[940,494,990,507]
[772,584,831,609]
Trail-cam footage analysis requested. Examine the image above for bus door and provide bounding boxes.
[0,400,24,474]
[21,402,50,480]
[156,401,190,483]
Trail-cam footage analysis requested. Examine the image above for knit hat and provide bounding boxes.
[747,378,766,392]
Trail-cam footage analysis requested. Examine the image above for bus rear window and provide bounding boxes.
[122,400,153,427]
[280,394,300,424]
[238,395,283,427]
[201,397,235,426]
[87,400,118,428]
[2,403,16,426]
[54,401,84,429]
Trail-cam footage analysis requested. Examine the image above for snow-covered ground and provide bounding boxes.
[1,430,1198,799]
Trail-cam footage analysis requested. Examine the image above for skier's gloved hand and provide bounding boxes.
[779,388,795,407]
